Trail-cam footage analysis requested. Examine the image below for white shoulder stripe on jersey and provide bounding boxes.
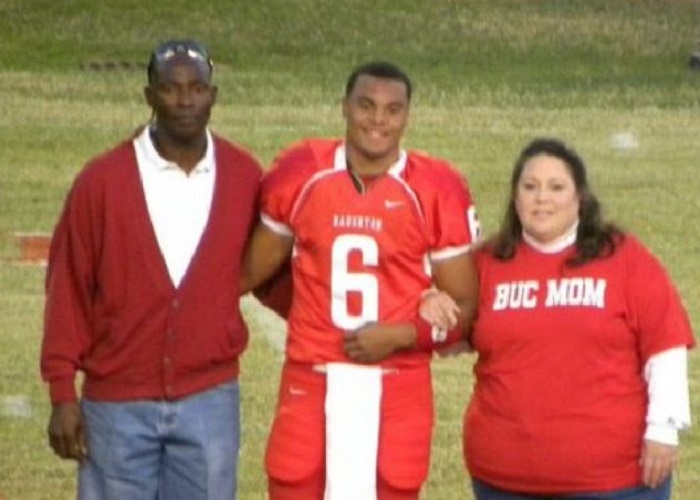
[430,243,473,262]
[389,172,426,224]
[289,168,340,223]
[261,212,294,237]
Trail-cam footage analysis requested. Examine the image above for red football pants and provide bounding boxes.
[268,474,420,500]
[265,361,434,500]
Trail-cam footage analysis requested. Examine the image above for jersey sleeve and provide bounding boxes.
[260,141,318,236]
[626,236,695,362]
[254,140,325,317]
[419,159,481,261]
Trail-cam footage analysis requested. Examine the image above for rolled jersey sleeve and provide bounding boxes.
[426,162,481,262]
[259,142,319,235]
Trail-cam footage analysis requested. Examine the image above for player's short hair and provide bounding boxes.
[147,39,213,84]
[345,61,413,101]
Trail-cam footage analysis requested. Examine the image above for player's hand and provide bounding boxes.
[344,323,413,363]
[640,439,677,489]
[419,289,459,331]
[48,402,87,461]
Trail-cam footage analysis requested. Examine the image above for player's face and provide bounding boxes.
[515,154,580,245]
[342,75,409,170]
[145,57,217,144]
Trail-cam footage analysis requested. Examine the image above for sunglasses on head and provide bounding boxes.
[147,40,213,83]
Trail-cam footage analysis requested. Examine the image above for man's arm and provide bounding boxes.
[240,222,294,295]
[42,181,95,461]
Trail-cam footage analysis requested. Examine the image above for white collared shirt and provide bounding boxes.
[133,126,216,288]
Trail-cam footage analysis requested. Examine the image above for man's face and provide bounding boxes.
[342,74,410,168]
[145,57,217,144]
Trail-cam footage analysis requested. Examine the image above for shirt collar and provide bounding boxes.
[134,125,215,174]
[522,220,579,254]
[334,143,407,176]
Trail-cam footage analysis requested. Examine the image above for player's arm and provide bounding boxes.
[241,142,310,298]
[240,221,294,295]
[346,162,481,362]
[425,251,478,343]
[414,161,481,350]
[344,252,478,362]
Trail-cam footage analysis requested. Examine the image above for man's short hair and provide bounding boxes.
[147,39,213,84]
[345,61,413,101]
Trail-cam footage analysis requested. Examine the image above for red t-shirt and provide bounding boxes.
[260,139,480,367]
[465,236,694,493]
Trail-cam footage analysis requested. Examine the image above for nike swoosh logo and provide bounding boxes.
[384,200,404,209]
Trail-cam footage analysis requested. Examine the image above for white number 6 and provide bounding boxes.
[331,234,379,330]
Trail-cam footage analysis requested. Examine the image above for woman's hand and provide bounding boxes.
[640,439,678,488]
[419,289,459,331]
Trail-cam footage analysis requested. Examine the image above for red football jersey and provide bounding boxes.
[260,139,480,367]
[465,236,694,493]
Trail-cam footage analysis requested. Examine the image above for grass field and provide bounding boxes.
[1,1,699,498]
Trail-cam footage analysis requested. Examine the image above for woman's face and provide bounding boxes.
[515,153,580,245]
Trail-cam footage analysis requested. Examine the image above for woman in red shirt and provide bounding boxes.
[426,137,693,499]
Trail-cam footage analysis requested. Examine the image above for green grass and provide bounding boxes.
[1,0,699,498]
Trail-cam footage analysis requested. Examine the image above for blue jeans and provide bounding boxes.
[471,477,672,500]
[78,381,241,500]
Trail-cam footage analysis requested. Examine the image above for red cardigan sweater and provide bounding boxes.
[41,135,262,403]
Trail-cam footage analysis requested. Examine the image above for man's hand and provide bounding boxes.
[48,402,87,461]
[343,323,414,363]
[640,439,678,489]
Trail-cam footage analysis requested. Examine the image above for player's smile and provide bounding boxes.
[342,74,409,175]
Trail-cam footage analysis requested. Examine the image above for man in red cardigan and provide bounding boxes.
[40,39,262,500]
